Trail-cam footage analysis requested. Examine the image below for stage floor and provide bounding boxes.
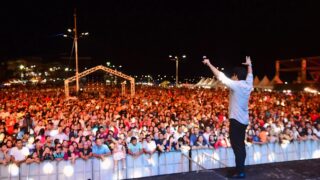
[137,159,320,180]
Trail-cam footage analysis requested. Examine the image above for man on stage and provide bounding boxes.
[203,56,253,178]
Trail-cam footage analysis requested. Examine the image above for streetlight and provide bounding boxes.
[61,9,89,95]
[19,65,25,70]
[169,54,186,86]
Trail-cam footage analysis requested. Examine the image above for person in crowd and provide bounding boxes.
[26,151,41,164]
[79,142,92,161]
[112,138,126,171]
[53,144,64,161]
[214,133,231,149]
[166,135,178,151]
[68,144,79,164]
[193,135,208,149]
[280,128,294,144]
[92,138,111,160]
[306,128,318,141]
[208,135,217,149]
[41,146,54,161]
[128,137,143,158]
[142,135,157,155]
[0,144,10,165]
[10,139,30,166]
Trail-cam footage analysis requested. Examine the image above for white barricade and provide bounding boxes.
[158,151,189,175]
[0,163,20,180]
[198,148,214,169]
[300,140,312,160]
[252,144,262,165]
[126,154,145,179]
[285,142,299,161]
[218,147,229,167]
[260,144,268,164]
[266,143,276,163]
[191,148,199,171]
[141,153,159,177]
[92,155,127,180]
[20,161,58,180]
[1,140,320,179]
[274,143,285,162]
[226,147,235,167]
[311,140,320,159]
[245,144,255,165]
[200,148,218,169]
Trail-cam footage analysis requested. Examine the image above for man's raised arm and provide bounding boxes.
[203,58,236,90]
[242,56,253,85]
[202,58,220,78]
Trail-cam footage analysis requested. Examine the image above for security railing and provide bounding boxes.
[0,140,319,180]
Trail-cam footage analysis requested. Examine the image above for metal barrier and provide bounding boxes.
[192,140,320,170]
[1,140,319,180]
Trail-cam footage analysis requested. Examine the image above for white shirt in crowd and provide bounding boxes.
[10,147,29,161]
[54,133,69,143]
[142,141,156,152]
[203,132,210,143]
[217,72,253,125]
[313,128,320,138]
[174,132,185,142]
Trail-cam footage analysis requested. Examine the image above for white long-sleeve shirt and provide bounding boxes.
[217,72,253,125]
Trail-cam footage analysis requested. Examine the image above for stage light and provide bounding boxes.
[101,158,112,170]
[147,157,156,166]
[63,165,74,177]
[281,142,289,149]
[213,152,220,161]
[43,162,54,174]
[8,164,19,176]
[268,152,275,162]
[134,169,142,178]
[312,150,320,158]
[253,151,261,162]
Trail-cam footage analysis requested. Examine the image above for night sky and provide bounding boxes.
[1,0,320,80]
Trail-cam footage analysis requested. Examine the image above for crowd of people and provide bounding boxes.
[0,85,319,168]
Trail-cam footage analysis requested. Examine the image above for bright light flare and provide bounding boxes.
[63,165,74,177]
[253,151,261,162]
[312,150,320,158]
[268,152,276,162]
[100,158,112,170]
[8,164,19,176]
[43,162,54,174]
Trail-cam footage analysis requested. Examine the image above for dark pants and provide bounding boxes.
[229,118,248,173]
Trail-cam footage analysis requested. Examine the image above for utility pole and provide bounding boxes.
[169,55,186,87]
[74,8,80,94]
[175,59,179,86]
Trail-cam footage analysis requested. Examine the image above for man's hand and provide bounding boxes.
[202,59,211,66]
[242,56,252,66]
